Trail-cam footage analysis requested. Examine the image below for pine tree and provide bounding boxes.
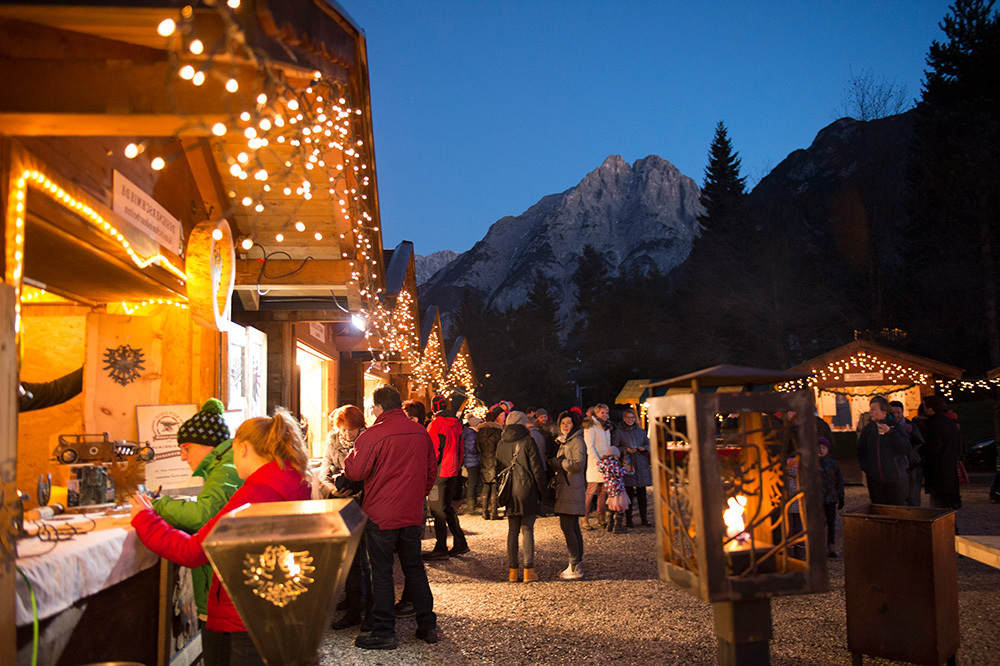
[910,0,1000,366]
[697,121,747,230]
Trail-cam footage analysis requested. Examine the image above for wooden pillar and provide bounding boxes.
[1,284,18,665]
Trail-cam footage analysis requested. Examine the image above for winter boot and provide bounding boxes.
[597,513,607,529]
[559,561,583,580]
[523,568,538,583]
[613,511,628,534]
[604,511,615,532]
[508,568,519,582]
[625,505,634,528]
[581,515,594,531]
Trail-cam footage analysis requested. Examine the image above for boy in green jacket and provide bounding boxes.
[152,398,242,622]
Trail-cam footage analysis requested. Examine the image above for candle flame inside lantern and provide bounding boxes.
[724,495,748,540]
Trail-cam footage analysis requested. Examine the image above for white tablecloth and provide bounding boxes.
[15,514,159,626]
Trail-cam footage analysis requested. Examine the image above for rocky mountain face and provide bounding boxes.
[414,249,458,284]
[418,154,703,332]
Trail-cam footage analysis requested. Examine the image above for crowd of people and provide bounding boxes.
[311,393,655,647]
[122,384,971,662]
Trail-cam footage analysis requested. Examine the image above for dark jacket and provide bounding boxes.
[612,420,652,487]
[345,408,437,529]
[495,423,547,517]
[922,412,960,495]
[857,420,913,484]
[133,460,310,633]
[550,428,587,515]
[476,421,503,482]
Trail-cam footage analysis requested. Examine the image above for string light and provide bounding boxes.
[120,299,189,315]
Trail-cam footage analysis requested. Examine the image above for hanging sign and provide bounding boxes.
[309,322,326,342]
[843,372,884,382]
[112,171,183,254]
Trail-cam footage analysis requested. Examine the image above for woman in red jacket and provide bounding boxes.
[130,409,312,666]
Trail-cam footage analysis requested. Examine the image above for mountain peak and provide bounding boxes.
[419,155,703,334]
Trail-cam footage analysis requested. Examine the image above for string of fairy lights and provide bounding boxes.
[15,2,478,401]
[774,351,1000,400]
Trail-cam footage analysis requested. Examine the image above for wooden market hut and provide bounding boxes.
[786,339,964,434]
[0,1,426,663]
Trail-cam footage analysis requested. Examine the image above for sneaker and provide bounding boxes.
[354,634,398,650]
[415,627,439,644]
[394,600,415,618]
[422,549,450,561]
[449,543,471,557]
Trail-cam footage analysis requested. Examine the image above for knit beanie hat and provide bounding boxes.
[432,394,448,414]
[177,398,230,448]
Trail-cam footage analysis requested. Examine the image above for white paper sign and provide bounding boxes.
[112,171,182,253]
[137,403,199,490]
[309,322,326,342]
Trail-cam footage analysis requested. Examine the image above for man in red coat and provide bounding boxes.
[424,394,470,559]
[345,385,439,650]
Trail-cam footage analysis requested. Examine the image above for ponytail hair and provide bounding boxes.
[234,408,310,474]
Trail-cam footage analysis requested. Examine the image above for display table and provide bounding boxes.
[14,511,170,666]
[15,512,158,626]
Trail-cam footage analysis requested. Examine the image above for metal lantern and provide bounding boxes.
[645,366,829,665]
[202,498,365,666]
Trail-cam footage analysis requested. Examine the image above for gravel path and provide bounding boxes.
[319,478,1000,665]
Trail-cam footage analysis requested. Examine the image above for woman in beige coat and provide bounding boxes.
[550,410,587,579]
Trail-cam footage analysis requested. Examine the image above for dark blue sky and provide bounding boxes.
[339,1,954,256]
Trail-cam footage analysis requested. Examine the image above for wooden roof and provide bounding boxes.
[646,364,808,391]
[787,339,964,381]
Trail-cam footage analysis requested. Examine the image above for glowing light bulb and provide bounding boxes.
[295,221,305,232]
[226,78,239,93]
[257,93,267,105]
[212,229,223,241]
[241,196,252,206]
[151,157,166,170]
[212,122,227,136]
[192,71,205,86]
[157,18,176,37]
[189,39,204,55]
[124,143,140,159]
[227,0,240,7]
[241,238,254,250]
[287,99,299,111]
[244,127,257,139]
[314,232,323,241]
[275,233,284,242]
[240,111,251,122]
[179,65,195,80]
[259,118,271,131]
[237,152,249,164]
[254,169,267,181]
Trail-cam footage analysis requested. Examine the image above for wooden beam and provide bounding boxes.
[0,285,17,665]
[233,309,352,324]
[0,60,260,136]
[234,259,353,290]
[236,289,260,311]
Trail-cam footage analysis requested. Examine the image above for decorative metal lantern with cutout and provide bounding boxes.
[202,498,365,666]
[645,365,829,665]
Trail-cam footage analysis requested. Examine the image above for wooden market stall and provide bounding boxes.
[0,1,387,664]
[785,339,964,433]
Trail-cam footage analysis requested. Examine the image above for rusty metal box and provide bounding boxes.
[843,504,958,666]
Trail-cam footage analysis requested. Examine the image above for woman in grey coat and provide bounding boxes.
[549,410,587,580]
[613,407,652,527]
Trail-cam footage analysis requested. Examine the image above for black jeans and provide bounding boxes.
[343,535,372,619]
[866,476,908,506]
[558,513,583,564]
[507,514,537,568]
[201,630,264,666]
[363,521,436,637]
[625,486,648,523]
[465,465,481,508]
[480,481,498,516]
[428,475,467,550]
[822,502,838,545]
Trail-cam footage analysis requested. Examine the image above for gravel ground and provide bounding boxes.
[319,477,1000,665]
